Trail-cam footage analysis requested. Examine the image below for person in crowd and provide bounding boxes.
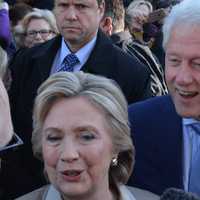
[0,1,16,58]
[0,1,11,50]
[0,46,13,148]
[16,71,159,200]
[128,0,200,197]
[21,9,58,48]
[28,0,54,10]
[9,2,33,49]
[125,0,154,44]
[9,0,54,10]
[6,0,154,198]
[124,0,168,95]
[100,0,168,96]
[100,0,128,41]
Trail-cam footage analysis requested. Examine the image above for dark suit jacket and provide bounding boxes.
[128,95,184,195]
[3,30,152,199]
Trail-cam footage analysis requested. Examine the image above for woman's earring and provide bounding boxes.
[112,157,118,166]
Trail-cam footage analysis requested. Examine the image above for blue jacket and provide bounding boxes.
[128,95,183,195]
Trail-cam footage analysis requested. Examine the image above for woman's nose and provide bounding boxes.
[60,139,79,163]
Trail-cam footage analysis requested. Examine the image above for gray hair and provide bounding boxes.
[32,72,134,197]
[162,0,200,49]
[0,46,8,79]
[125,0,153,27]
[22,8,58,34]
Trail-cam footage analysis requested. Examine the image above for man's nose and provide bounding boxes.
[64,7,78,20]
[176,61,193,85]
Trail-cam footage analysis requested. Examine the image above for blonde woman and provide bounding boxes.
[22,9,58,48]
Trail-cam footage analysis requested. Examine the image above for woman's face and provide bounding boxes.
[25,18,55,48]
[42,97,115,199]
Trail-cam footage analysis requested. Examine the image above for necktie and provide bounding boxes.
[57,53,79,72]
[188,122,200,196]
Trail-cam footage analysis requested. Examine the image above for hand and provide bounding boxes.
[0,79,13,147]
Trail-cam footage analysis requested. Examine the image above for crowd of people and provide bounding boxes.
[0,0,200,199]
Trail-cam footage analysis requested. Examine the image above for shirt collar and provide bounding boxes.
[182,118,200,126]
[60,34,97,67]
[45,185,62,200]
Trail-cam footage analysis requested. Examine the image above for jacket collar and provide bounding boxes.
[45,185,136,200]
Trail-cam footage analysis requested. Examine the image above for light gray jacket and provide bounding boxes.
[16,184,159,200]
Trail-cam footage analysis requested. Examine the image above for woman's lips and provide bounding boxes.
[60,170,83,182]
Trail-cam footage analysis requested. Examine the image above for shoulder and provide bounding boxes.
[127,186,159,200]
[129,95,172,114]
[128,95,176,129]
[15,185,49,200]
[10,36,61,63]
[96,30,146,69]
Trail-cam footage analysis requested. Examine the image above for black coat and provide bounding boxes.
[3,30,152,199]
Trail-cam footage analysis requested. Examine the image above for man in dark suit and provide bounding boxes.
[4,0,153,199]
[128,0,200,197]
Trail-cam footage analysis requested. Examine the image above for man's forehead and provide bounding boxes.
[55,0,99,3]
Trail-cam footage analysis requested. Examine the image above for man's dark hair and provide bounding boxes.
[104,0,125,32]
[9,3,33,26]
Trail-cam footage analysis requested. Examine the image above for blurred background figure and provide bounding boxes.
[9,2,33,49]
[124,0,168,96]
[0,1,11,51]
[0,46,13,148]
[5,0,54,10]
[22,9,58,48]
[100,0,167,96]
[125,0,154,45]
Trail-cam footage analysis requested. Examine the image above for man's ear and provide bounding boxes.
[99,0,105,18]
[100,16,113,36]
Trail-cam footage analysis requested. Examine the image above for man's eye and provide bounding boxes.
[57,3,68,9]
[192,62,200,69]
[76,4,87,9]
[168,58,180,66]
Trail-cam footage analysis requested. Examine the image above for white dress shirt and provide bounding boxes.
[182,118,200,191]
[50,35,97,74]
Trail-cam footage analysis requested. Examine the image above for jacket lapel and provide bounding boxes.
[32,35,62,83]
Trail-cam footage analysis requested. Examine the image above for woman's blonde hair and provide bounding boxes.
[22,8,59,34]
[32,72,135,198]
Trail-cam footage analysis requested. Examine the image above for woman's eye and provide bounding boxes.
[80,132,96,141]
[46,135,61,142]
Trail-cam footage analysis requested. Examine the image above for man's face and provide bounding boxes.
[165,24,200,120]
[54,0,104,52]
